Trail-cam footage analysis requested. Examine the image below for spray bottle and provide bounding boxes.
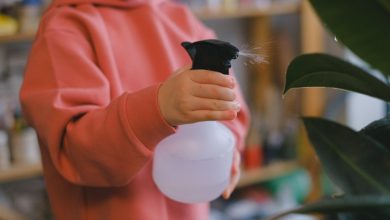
[153,40,239,203]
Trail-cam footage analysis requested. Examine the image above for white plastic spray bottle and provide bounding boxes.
[153,40,239,204]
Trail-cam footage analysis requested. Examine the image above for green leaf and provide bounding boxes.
[376,0,390,12]
[284,54,390,102]
[360,115,390,151]
[339,212,388,220]
[267,195,390,220]
[309,0,390,77]
[302,117,390,195]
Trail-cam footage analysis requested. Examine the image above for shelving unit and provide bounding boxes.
[0,32,35,44]
[0,161,300,187]
[0,204,25,220]
[0,2,328,220]
[0,1,302,186]
[194,2,299,20]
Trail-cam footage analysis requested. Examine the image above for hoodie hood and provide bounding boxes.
[52,0,165,7]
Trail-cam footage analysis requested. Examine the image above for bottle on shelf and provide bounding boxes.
[10,110,40,165]
[243,123,263,171]
[18,0,42,33]
[0,84,13,170]
[0,130,11,170]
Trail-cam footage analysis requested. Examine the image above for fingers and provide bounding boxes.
[158,67,241,126]
[191,84,236,101]
[168,96,240,124]
[222,169,240,199]
[223,150,241,199]
[183,110,237,123]
[189,70,235,88]
[186,97,240,111]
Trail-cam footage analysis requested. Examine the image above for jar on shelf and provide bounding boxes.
[207,0,222,11]
[11,127,40,165]
[0,14,18,36]
[18,0,42,33]
[223,0,238,12]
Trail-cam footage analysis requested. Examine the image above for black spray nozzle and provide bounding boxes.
[181,39,239,75]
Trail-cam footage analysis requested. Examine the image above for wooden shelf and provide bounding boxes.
[0,163,42,183]
[195,2,299,20]
[0,32,36,44]
[0,161,299,186]
[0,2,300,188]
[0,205,25,220]
[237,161,299,188]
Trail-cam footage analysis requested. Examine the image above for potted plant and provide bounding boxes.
[269,0,390,219]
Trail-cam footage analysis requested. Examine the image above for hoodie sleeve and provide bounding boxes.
[20,30,176,187]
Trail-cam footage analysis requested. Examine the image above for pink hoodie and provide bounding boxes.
[20,0,249,219]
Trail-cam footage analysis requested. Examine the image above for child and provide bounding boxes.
[20,0,249,219]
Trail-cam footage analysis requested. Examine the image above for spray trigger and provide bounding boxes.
[181,39,239,75]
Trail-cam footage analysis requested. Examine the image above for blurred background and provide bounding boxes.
[0,0,387,219]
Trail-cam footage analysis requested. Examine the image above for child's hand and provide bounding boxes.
[158,66,241,126]
[223,148,241,199]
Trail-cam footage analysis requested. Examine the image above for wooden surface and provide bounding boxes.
[238,161,299,188]
[0,205,25,220]
[0,32,35,44]
[0,163,42,183]
[0,161,299,187]
[195,3,299,20]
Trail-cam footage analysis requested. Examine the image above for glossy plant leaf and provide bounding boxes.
[284,53,390,102]
[302,117,390,195]
[267,195,390,220]
[360,115,390,151]
[309,0,390,77]
[338,212,389,220]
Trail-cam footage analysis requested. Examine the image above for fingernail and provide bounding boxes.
[233,102,241,111]
[228,76,235,87]
[225,190,231,199]
[223,193,228,199]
